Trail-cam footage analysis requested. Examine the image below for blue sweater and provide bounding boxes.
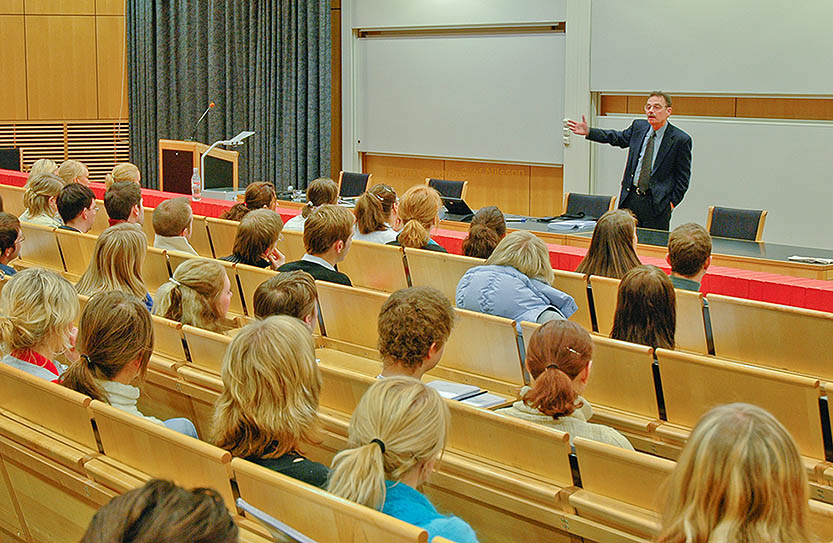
[382,481,478,543]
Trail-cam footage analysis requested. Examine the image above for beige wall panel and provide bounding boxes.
[0,16,27,120]
[25,0,95,15]
[737,97,833,121]
[96,16,128,118]
[330,8,342,179]
[362,154,445,196]
[0,0,23,14]
[445,160,530,215]
[96,0,124,15]
[26,15,98,120]
[529,165,564,217]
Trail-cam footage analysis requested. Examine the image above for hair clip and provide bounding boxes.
[566,347,580,356]
[169,278,182,287]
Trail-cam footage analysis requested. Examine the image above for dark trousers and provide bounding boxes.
[621,190,672,231]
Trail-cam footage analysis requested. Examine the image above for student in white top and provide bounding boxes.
[61,290,198,438]
[352,184,400,244]
[19,172,63,227]
[497,319,634,450]
[283,177,338,231]
[152,197,198,256]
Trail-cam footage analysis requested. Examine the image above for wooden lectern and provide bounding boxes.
[158,139,239,194]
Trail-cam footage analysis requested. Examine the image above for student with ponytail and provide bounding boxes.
[104,162,141,188]
[219,181,278,221]
[283,177,338,231]
[386,185,447,252]
[352,184,399,244]
[153,259,234,334]
[20,172,63,227]
[461,206,505,259]
[328,376,478,543]
[61,291,197,437]
[498,320,633,450]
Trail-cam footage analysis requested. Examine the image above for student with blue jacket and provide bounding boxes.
[456,230,577,323]
[328,377,479,543]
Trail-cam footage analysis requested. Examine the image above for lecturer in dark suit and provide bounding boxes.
[567,92,691,230]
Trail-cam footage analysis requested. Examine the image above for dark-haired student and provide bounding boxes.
[220,208,285,269]
[610,264,676,350]
[462,206,505,259]
[498,320,633,449]
[353,184,399,244]
[278,204,353,286]
[666,222,711,292]
[104,180,144,227]
[57,182,97,233]
[0,213,22,277]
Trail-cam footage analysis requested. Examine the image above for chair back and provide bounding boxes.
[426,177,468,200]
[405,247,483,303]
[338,171,371,198]
[235,262,277,316]
[205,216,239,258]
[18,222,63,272]
[553,269,592,330]
[181,324,232,374]
[564,192,616,219]
[276,228,306,262]
[338,240,407,292]
[141,206,156,242]
[707,205,767,241]
[316,282,386,351]
[143,247,171,294]
[151,315,188,364]
[55,228,97,276]
[674,289,709,354]
[588,275,620,335]
[0,184,25,215]
[88,198,110,235]
[189,214,213,257]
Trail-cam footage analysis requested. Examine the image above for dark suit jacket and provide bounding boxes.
[278,260,352,286]
[587,120,692,211]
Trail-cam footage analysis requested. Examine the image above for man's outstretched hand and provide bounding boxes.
[566,115,589,136]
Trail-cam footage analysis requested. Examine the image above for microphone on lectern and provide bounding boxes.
[188,102,215,141]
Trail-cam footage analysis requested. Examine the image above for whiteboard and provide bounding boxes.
[593,115,833,249]
[590,0,833,95]
[357,32,565,164]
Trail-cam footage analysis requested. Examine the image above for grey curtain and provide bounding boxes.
[127,1,331,190]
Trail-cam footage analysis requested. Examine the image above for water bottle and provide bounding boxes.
[191,167,201,201]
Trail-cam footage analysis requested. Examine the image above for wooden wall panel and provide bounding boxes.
[0,0,23,14]
[668,96,736,117]
[445,161,530,215]
[603,94,833,121]
[362,154,445,196]
[96,16,127,118]
[24,0,95,15]
[529,166,564,217]
[26,16,98,120]
[330,6,342,179]
[599,95,627,116]
[0,16,27,120]
[96,0,124,15]
[737,97,833,120]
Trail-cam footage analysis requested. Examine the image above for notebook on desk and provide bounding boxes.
[237,498,319,543]
[441,197,475,222]
[426,380,505,408]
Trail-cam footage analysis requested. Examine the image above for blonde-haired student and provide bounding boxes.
[0,268,79,380]
[20,172,63,227]
[658,403,814,543]
[29,158,58,177]
[213,316,327,487]
[57,159,90,186]
[61,291,197,437]
[252,270,318,330]
[386,185,446,252]
[153,258,234,334]
[328,376,478,543]
[76,223,153,311]
[104,162,141,188]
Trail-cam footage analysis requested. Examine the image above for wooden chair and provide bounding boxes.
[189,214,213,257]
[89,400,237,509]
[205,216,239,259]
[232,457,427,543]
[141,206,156,242]
[88,198,110,235]
[426,177,468,200]
[0,184,24,216]
[404,247,483,303]
[235,262,277,316]
[337,240,408,292]
[275,228,305,262]
[563,192,616,219]
[18,222,63,272]
[588,274,620,335]
[706,205,767,241]
[707,293,833,382]
[337,170,372,198]
[672,289,710,354]
[316,281,386,353]
[655,348,827,463]
[55,227,97,278]
[553,269,593,330]
[181,324,231,374]
[151,315,189,366]
[143,247,171,295]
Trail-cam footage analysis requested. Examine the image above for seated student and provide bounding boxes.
[666,222,711,292]
[29,158,58,177]
[76,223,153,311]
[610,264,676,349]
[0,213,22,277]
[329,377,479,543]
[104,180,144,227]
[20,172,63,227]
[278,204,353,286]
[252,270,318,330]
[61,291,198,437]
[497,320,633,450]
[377,287,454,380]
[386,185,447,252]
[0,268,79,380]
[575,209,642,279]
[56,183,97,233]
[213,316,328,487]
[57,159,90,186]
[456,231,577,323]
[658,403,813,543]
[461,205,506,259]
[352,183,399,244]
[152,197,198,255]
[283,177,339,231]
[81,479,238,543]
[219,181,277,220]
[154,258,234,334]
[104,162,141,188]
[220,208,285,269]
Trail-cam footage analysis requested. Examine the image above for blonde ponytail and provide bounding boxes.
[395,185,441,249]
[328,443,387,509]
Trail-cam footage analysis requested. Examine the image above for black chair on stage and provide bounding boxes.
[426,178,468,200]
[707,205,768,241]
[338,171,371,198]
[562,192,616,220]
[0,148,23,171]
